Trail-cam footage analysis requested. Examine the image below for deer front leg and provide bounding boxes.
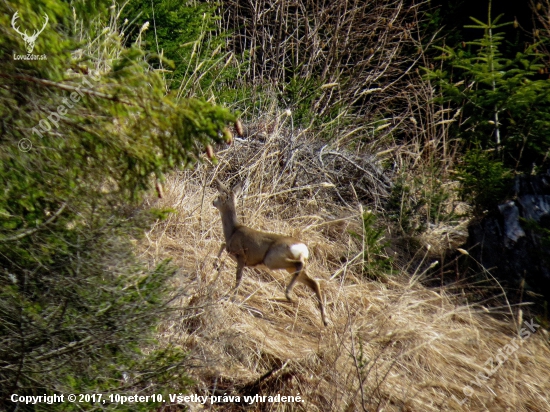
[212,243,227,284]
[234,256,245,290]
[285,262,304,302]
[216,242,226,260]
[214,243,227,271]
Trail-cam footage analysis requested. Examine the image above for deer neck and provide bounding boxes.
[220,206,239,242]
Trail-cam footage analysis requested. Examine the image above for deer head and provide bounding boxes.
[11,12,49,54]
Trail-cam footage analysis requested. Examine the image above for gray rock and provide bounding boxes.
[466,170,550,301]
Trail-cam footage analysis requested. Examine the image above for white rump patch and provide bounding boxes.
[289,243,309,260]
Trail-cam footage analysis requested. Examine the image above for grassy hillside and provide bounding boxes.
[141,122,550,411]
[3,0,550,410]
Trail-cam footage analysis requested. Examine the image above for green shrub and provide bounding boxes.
[0,0,234,408]
[388,165,459,235]
[122,0,242,100]
[456,148,513,211]
[425,1,550,210]
[349,211,392,279]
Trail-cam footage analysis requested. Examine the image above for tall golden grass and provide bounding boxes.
[140,120,550,411]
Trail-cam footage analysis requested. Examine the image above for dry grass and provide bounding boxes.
[139,123,550,411]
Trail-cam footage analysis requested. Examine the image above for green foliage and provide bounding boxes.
[122,0,241,101]
[1,0,235,408]
[388,175,421,235]
[456,148,512,211]
[388,166,459,235]
[149,207,177,220]
[280,74,322,126]
[279,73,346,128]
[425,2,550,210]
[349,211,392,279]
[520,218,550,249]
[421,2,464,49]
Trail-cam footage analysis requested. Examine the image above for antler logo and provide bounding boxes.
[11,11,49,54]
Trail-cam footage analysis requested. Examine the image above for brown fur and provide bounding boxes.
[213,180,328,326]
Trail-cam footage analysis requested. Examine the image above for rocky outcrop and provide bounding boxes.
[466,170,550,301]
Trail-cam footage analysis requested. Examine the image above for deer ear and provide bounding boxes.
[215,178,228,193]
[232,181,243,198]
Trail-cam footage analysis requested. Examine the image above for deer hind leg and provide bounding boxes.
[285,262,304,302]
[299,272,328,326]
[284,263,328,326]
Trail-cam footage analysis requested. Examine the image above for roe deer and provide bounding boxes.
[213,180,328,326]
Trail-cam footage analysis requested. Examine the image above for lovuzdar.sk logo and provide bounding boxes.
[11,11,48,60]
